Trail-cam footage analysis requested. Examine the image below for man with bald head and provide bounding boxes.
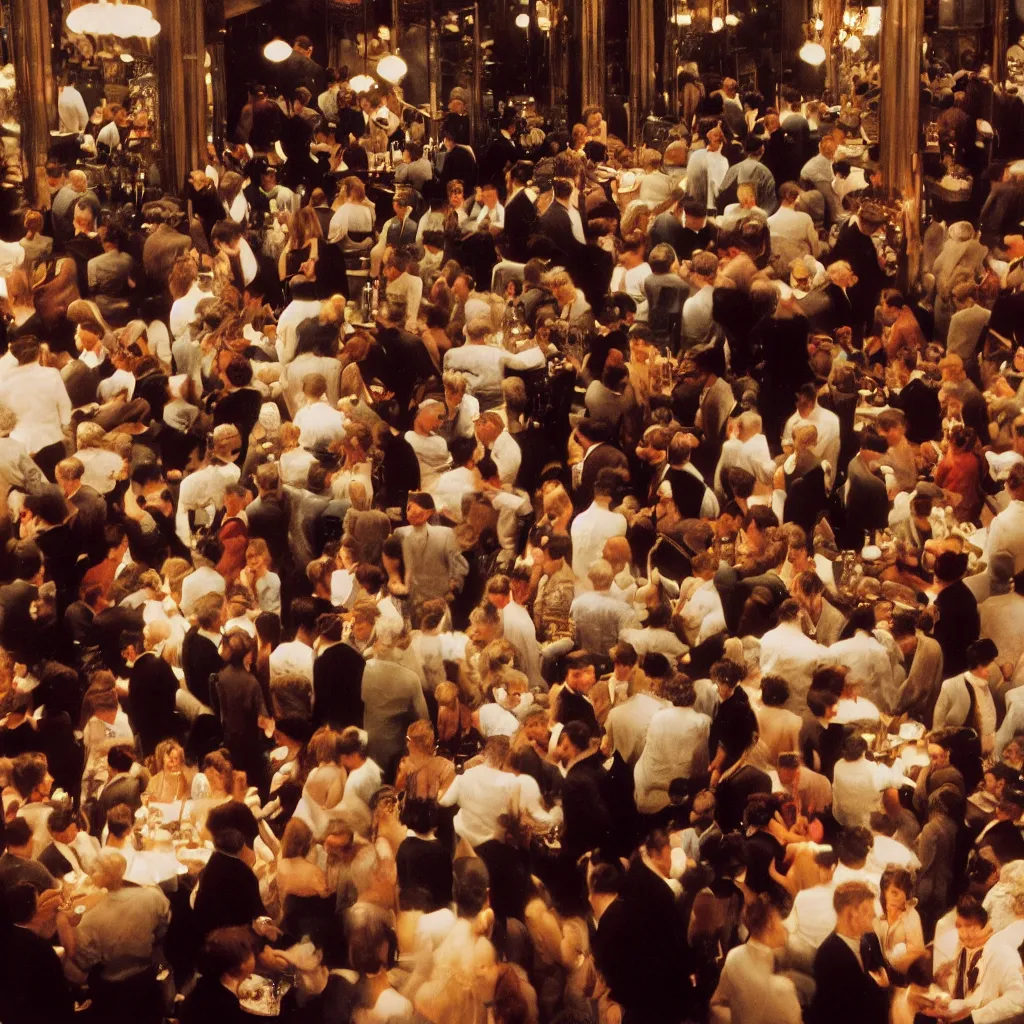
[67,850,171,1024]
[52,168,100,243]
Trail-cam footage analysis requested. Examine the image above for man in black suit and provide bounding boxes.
[246,464,291,569]
[438,127,478,192]
[809,881,890,1024]
[554,651,599,733]
[124,627,180,756]
[606,832,692,1024]
[38,805,95,877]
[501,160,538,263]
[0,540,44,664]
[181,593,224,710]
[536,178,586,277]
[90,746,146,835]
[574,418,629,511]
[276,36,326,102]
[555,720,611,865]
[479,109,522,198]
[56,457,107,565]
[842,428,890,551]
[889,349,942,444]
[211,360,263,466]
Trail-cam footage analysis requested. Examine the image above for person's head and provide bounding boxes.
[11,752,51,801]
[281,817,315,860]
[201,927,256,985]
[927,731,954,769]
[555,719,594,764]
[710,658,745,701]
[541,533,571,574]
[833,881,876,937]
[743,893,788,948]
[880,866,915,916]
[564,650,596,694]
[955,895,991,949]
[406,490,435,527]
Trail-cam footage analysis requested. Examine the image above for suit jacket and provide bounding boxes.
[555,685,599,734]
[576,442,629,510]
[70,484,108,561]
[809,932,889,1024]
[395,523,469,604]
[536,202,585,274]
[38,840,74,879]
[245,493,291,569]
[383,214,419,249]
[890,377,942,444]
[128,651,180,755]
[815,598,847,647]
[843,454,889,549]
[933,581,980,679]
[711,939,802,1024]
[361,656,428,776]
[91,772,145,835]
[480,133,521,194]
[439,144,478,192]
[181,627,221,708]
[503,189,538,263]
[313,642,365,730]
[893,633,945,724]
[562,751,611,862]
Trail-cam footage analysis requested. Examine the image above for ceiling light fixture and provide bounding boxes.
[263,38,291,61]
[376,53,408,83]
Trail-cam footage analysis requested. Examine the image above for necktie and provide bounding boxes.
[954,948,983,999]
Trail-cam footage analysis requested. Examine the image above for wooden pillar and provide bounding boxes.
[10,0,54,207]
[994,0,1008,85]
[580,0,604,112]
[879,0,924,281]
[156,0,207,190]
[628,0,655,144]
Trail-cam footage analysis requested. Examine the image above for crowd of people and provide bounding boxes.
[5,29,1024,1024]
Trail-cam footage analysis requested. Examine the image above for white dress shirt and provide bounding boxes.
[604,692,665,765]
[570,502,627,579]
[430,465,478,523]
[294,399,346,450]
[0,362,72,454]
[489,428,522,486]
[59,86,90,133]
[676,577,726,645]
[832,756,883,828]
[985,500,1024,574]
[711,939,802,1024]
[634,706,711,813]
[828,630,896,713]
[438,763,518,847]
[781,402,841,472]
[276,298,324,364]
[269,639,315,683]
[180,566,227,618]
[405,430,453,490]
[940,939,1024,1024]
[758,621,830,714]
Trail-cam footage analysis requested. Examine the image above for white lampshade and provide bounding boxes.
[377,53,408,83]
[515,11,529,27]
[349,73,376,93]
[725,12,739,25]
[263,38,291,62]
[711,15,724,30]
[67,0,161,38]
[799,39,826,64]
[844,33,861,51]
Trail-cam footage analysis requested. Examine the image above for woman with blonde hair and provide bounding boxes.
[278,205,323,282]
[540,480,573,535]
[145,739,191,803]
[394,720,456,802]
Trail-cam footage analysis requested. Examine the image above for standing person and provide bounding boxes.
[395,492,469,605]
[809,881,891,1024]
[65,851,171,1024]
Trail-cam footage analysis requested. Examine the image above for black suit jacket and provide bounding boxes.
[439,144,478,192]
[181,627,221,708]
[575,442,629,510]
[555,686,599,734]
[246,494,291,569]
[561,751,611,862]
[313,642,366,730]
[979,818,1024,864]
[537,202,585,274]
[810,932,889,1024]
[128,651,181,755]
[843,454,890,550]
[503,189,538,263]
[70,484,108,562]
[38,840,74,878]
[480,133,521,195]
[212,387,263,464]
[890,377,942,444]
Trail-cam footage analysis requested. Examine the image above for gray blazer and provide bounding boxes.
[361,656,429,774]
[815,599,847,648]
[893,634,945,724]
[396,523,469,603]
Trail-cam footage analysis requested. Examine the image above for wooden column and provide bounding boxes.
[10,0,55,207]
[580,0,604,112]
[878,0,924,280]
[628,0,655,144]
[994,0,1008,86]
[156,0,207,190]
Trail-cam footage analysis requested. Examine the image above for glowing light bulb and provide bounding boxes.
[711,14,724,30]
[799,39,826,64]
[725,12,739,25]
[515,11,529,27]
[263,38,291,62]
[844,33,861,51]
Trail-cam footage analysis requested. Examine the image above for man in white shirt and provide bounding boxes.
[443,317,545,411]
[713,411,776,499]
[711,896,802,1024]
[466,181,505,234]
[274,276,323,364]
[383,248,424,331]
[405,399,452,490]
[768,181,820,258]
[0,336,72,480]
[96,105,128,152]
[439,735,517,848]
[785,848,840,970]
[293,373,346,450]
[570,468,627,579]
[828,608,897,714]
[758,600,830,714]
[474,411,521,486]
[634,674,711,813]
[985,462,1024,574]
[58,76,89,134]
[675,550,727,646]
[430,436,480,523]
[485,575,543,690]
[685,124,729,212]
[781,382,841,472]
